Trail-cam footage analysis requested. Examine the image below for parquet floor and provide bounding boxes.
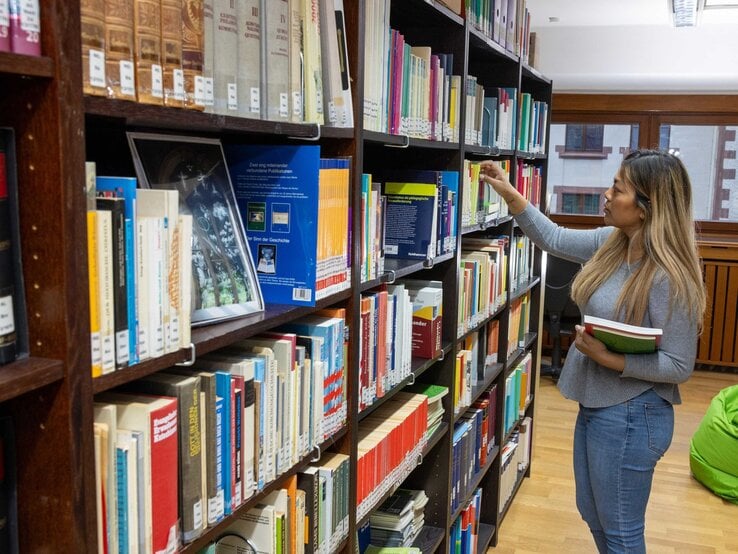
[489,370,738,553]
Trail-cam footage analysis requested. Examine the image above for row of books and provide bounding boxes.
[449,488,482,554]
[454,324,499,413]
[203,454,350,554]
[461,160,510,229]
[405,383,449,439]
[363,0,462,142]
[358,284,413,412]
[361,170,460,283]
[93,313,347,552]
[499,416,532,514]
[87,168,193,376]
[356,391,429,520]
[226,145,352,306]
[81,0,353,126]
[503,352,532,436]
[465,0,531,62]
[451,385,497,513]
[0,1,40,56]
[510,233,535,293]
[458,236,508,337]
[516,161,543,207]
[506,292,531,358]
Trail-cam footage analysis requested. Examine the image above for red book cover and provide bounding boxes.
[9,0,40,56]
[0,2,9,52]
[375,290,388,397]
[149,398,179,553]
[359,298,371,411]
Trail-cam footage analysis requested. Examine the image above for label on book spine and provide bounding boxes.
[173,69,185,101]
[205,77,214,106]
[249,87,260,113]
[0,295,14,335]
[151,64,163,98]
[120,61,135,97]
[89,49,106,88]
[195,75,206,106]
[227,82,238,111]
[0,1,8,27]
[19,0,39,32]
[193,499,203,531]
[279,92,289,118]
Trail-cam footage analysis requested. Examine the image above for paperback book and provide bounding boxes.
[583,315,662,354]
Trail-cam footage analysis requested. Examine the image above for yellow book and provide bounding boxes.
[88,210,103,377]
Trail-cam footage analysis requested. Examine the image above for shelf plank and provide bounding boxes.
[362,129,459,150]
[413,525,446,553]
[521,63,552,85]
[0,52,54,78]
[84,95,335,138]
[181,428,347,554]
[510,276,541,301]
[0,357,64,403]
[464,144,515,158]
[460,215,513,236]
[360,252,456,292]
[468,26,519,63]
[476,522,496,554]
[457,302,506,342]
[93,290,351,394]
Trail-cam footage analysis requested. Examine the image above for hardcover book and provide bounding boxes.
[583,315,662,354]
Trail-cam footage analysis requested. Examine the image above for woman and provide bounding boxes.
[480,150,706,554]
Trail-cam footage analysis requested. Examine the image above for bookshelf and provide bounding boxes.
[0,0,551,552]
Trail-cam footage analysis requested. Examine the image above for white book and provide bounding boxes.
[319,0,344,126]
[288,0,303,122]
[261,0,290,121]
[93,424,106,554]
[333,0,353,127]
[202,0,215,113]
[94,404,118,554]
[301,0,324,124]
[295,489,306,554]
[96,210,116,374]
[220,502,277,553]
[237,0,261,119]
[213,0,239,115]
[134,218,150,361]
[178,214,193,349]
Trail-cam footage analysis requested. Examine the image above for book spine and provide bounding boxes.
[182,0,205,109]
[0,1,10,52]
[149,401,179,553]
[180,380,204,543]
[105,0,136,100]
[115,445,129,554]
[81,0,107,96]
[133,0,163,104]
[212,0,238,115]
[0,144,17,365]
[236,0,261,119]
[8,0,40,56]
[261,0,290,121]
[161,0,184,106]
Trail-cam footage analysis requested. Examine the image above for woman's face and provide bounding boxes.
[603,169,645,237]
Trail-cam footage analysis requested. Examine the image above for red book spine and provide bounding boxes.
[150,399,179,553]
[9,0,40,56]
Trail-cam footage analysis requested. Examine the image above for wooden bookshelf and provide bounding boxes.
[0,0,550,551]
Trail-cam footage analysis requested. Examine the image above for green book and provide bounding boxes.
[405,383,449,403]
[583,315,662,354]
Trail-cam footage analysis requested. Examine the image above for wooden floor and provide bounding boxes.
[490,370,738,553]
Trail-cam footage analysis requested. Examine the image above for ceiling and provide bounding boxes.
[525,0,738,27]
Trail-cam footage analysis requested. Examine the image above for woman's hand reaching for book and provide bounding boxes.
[478,160,528,215]
[574,325,626,373]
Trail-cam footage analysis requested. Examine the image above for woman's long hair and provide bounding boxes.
[570,149,706,328]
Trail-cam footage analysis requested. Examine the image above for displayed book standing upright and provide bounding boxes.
[0,0,549,552]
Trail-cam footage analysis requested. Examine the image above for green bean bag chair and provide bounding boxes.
[690,384,738,504]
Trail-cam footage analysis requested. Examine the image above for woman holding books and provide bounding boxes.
[480,150,706,554]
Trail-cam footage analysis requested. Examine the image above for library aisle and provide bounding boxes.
[490,370,738,553]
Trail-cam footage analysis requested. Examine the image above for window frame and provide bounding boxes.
[550,94,738,234]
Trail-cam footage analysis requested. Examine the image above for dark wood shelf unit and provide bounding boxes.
[0,52,54,78]
[510,276,542,301]
[464,144,516,158]
[477,522,496,554]
[360,252,456,292]
[413,525,446,553]
[515,150,547,160]
[0,357,65,403]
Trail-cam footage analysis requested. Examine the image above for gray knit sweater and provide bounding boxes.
[515,204,698,407]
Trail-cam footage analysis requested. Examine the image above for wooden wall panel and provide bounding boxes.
[698,261,738,367]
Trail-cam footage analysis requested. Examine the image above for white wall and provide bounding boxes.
[532,25,738,93]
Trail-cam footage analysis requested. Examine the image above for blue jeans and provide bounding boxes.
[574,388,674,554]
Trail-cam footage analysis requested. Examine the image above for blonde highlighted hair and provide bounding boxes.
[570,149,706,328]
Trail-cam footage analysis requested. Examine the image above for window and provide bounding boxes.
[548,123,639,215]
[565,124,604,153]
[561,192,602,215]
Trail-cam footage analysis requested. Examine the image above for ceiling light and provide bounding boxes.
[671,0,700,26]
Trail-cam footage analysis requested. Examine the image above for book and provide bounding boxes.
[583,315,663,354]
[0,2,9,52]
[80,0,106,96]
[133,0,163,105]
[8,0,40,56]
[236,0,262,119]
[182,0,205,109]
[105,0,136,100]
[0,130,26,365]
[212,0,238,115]
[161,0,185,106]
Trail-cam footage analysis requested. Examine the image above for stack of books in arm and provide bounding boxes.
[368,488,428,548]
[583,315,663,354]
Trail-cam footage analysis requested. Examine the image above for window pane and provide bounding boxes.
[565,125,583,151]
[584,125,604,151]
[548,123,639,215]
[659,124,738,222]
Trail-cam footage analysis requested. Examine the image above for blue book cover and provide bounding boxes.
[382,181,438,260]
[440,171,459,251]
[214,373,232,515]
[213,396,225,521]
[224,144,321,306]
[96,176,138,365]
[115,445,129,554]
